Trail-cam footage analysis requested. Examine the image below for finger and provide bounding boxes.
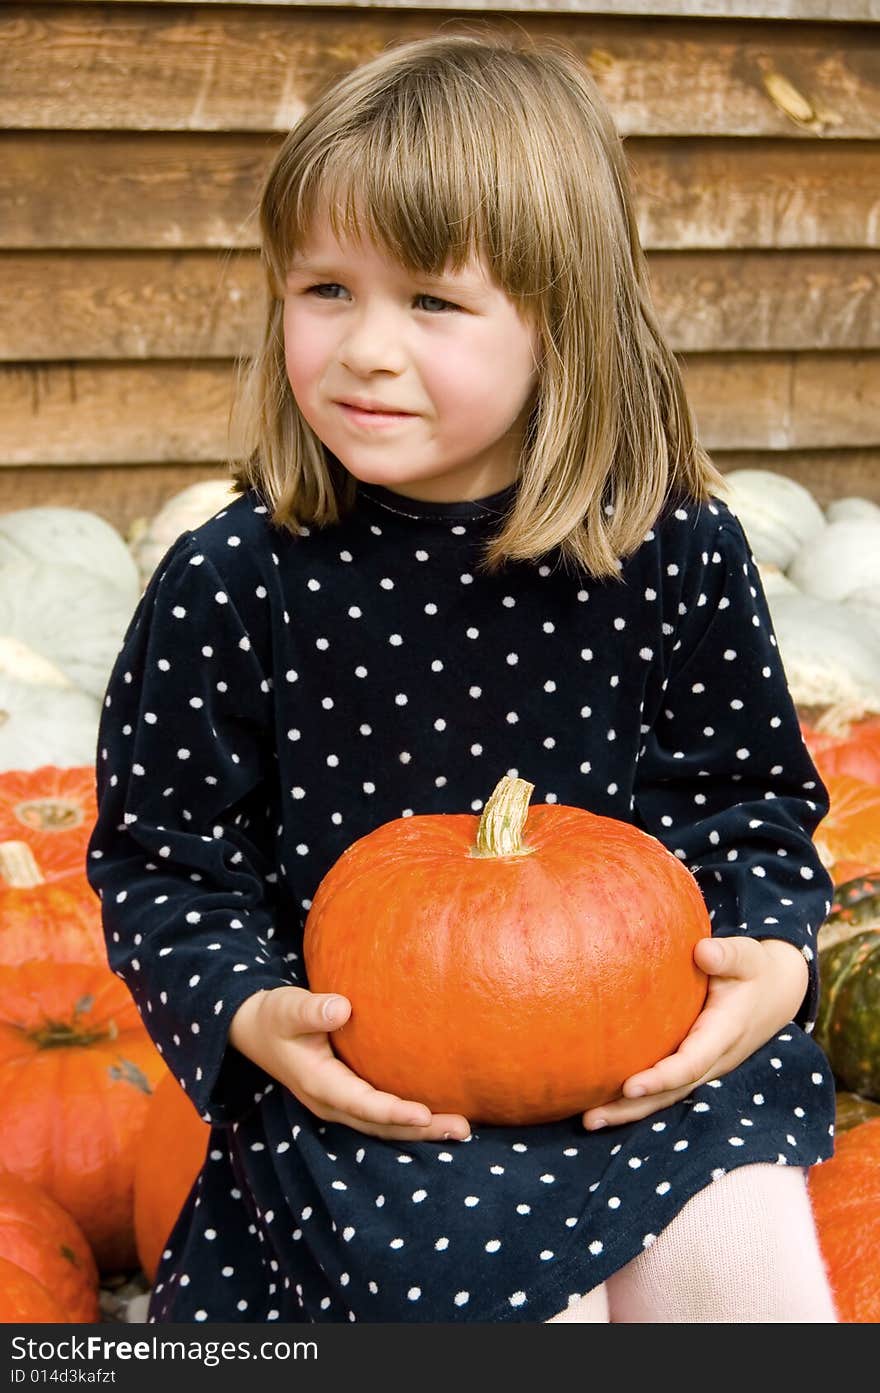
[280,992,470,1137]
[303,1051,471,1139]
[694,935,761,980]
[621,1015,743,1099]
[583,1041,746,1131]
[282,988,362,1040]
[324,1112,472,1143]
[289,992,472,1138]
[583,1079,705,1131]
[308,991,352,1033]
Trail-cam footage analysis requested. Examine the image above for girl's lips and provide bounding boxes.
[336,402,417,429]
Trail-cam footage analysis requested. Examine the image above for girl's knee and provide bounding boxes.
[605,1164,838,1322]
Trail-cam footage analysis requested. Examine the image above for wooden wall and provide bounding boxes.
[1,0,878,538]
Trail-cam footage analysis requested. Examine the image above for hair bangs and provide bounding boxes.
[264,56,556,310]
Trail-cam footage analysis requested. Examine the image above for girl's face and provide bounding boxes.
[283,213,541,503]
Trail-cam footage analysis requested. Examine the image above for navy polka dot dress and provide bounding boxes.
[86,480,836,1324]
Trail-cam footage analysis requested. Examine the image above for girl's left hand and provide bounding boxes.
[581,935,810,1131]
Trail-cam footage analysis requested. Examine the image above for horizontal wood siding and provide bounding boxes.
[4,250,877,361]
[19,2,880,20]
[0,1,878,532]
[3,9,878,137]
[2,350,876,459]
[3,134,879,251]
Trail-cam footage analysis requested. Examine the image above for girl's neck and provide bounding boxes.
[355,478,518,524]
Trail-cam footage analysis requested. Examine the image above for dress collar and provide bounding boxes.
[356,480,518,526]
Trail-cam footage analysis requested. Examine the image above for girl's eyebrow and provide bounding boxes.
[286,260,336,276]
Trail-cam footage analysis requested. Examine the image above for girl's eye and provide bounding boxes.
[304,284,458,313]
[307,283,348,300]
[416,294,459,314]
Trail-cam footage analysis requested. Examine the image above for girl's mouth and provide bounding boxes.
[337,403,417,429]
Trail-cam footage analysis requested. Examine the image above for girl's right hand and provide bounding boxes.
[228,985,471,1143]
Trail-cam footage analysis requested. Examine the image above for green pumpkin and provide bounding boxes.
[815,876,880,1100]
[820,873,880,951]
[831,873,880,924]
[834,1090,880,1134]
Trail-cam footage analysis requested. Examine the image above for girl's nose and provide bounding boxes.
[337,304,408,376]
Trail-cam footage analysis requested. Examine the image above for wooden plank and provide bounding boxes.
[681,351,880,447]
[2,133,878,251]
[649,250,880,350]
[2,249,878,361]
[0,252,261,360]
[0,463,229,541]
[0,362,247,465]
[20,3,880,23]
[3,7,878,138]
[0,133,265,250]
[0,353,877,468]
[637,139,880,249]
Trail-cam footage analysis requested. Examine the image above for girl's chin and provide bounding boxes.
[342,468,459,499]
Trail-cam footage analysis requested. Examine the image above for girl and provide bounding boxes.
[86,33,838,1323]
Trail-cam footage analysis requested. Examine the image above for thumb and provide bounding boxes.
[695,935,754,978]
[312,992,350,1032]
[273,986,351,1036]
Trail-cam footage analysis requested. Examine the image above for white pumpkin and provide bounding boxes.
[0,672,100,772]
[0,560,135,700]
[757,561,799,597]
[129,479,239,588]
[0,637,74,689]
[826,497,880,525]
[787,520,880,602]
[844,588,880,646]
[0,506,140,610]
[846,586,880,611]
[766,591,880,713]
[721,469,826,570]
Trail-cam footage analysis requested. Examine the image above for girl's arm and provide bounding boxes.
[86,533,293,1127]
[583,507,833,1130]
[87,530,472,1142]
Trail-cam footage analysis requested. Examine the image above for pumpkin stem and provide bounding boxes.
[471,775,538,859]
[27,1019,111,1050]
[14,798,84,833]
[24,995,112,1050]
[0,840,45,888]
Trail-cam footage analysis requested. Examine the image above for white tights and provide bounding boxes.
[546,1162,837,1323]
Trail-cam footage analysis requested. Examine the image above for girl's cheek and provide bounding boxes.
[284,319,327,397]
[421,354,475,409]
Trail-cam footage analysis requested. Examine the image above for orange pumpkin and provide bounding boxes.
[808,1117,880,1322]
[0,847,107,967]
[0,960,166,1273]
[801,717,880,787]
[0,768,97,882]
[0,1254,71,1323]
[304,775,710,1125]
[0,1173,99,1322]
[814,776,880,884]
[134,1072,210,1284]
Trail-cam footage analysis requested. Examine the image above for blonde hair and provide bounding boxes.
[228,30,723,580]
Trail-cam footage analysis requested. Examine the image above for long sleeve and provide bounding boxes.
[633,512,833,1033]
[86,532,292,1125]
